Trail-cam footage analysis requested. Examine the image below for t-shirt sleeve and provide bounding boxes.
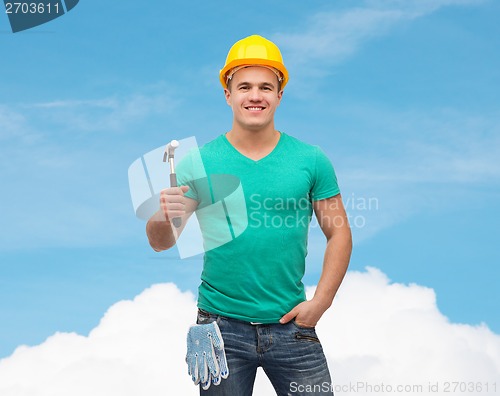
[311,146,340,201]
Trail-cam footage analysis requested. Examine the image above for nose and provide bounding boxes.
[248,87,262,101]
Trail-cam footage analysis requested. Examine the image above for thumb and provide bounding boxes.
[280,308,297,324]
[180,185,190,193]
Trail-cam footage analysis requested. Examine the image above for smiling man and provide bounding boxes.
[225,66,282,134]
[146,35,352,395]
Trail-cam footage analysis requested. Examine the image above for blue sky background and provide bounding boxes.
[1,0,499,359]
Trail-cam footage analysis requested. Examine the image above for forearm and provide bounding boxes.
[146,210,177,252]
[313,227,352,310]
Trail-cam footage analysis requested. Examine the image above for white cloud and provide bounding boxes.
[340,107,500,185]
[0,87,181,250]
[0,105,41,144]
[308,105,500,245]
[273,0,485,83]
[26,92,179,133]
[0,269,498,396]
[2,86,179,142]
[0,283,199,396]
[365,0,486,13]
[0,106,24,140]
[275,8,406,67]
[0,138,136,250]
[319,267,500,395]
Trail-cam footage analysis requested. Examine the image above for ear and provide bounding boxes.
[224,88,232,106]
[277,89,284,104]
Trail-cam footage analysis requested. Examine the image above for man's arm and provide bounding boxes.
[146,186,198,252]
[280,194,352,327]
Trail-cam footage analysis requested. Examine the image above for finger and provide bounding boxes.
[201,373,212,391]
[167,185,189,194]
[161,187,187,200]
[200,352,210,384]
[162,202,186,216]
[160,196,186,220]
[212,374,221,386]
[188,356,197,382]
[210,322,224,349]
[200,354,209,384]
[295,321,316,328]
[218,350,229,379]
[162,195,186,205]
[208,341,220,377]
[192,355,200,385]
[279,309,297,324]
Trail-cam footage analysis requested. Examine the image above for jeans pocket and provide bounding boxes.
[291,320,320,343]
[196,308,217,325]
[294,332,320,343]
[291,319,316,331]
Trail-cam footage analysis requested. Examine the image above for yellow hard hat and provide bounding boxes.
[220,35,289,90]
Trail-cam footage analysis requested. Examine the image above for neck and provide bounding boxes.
[227,125,278,145]
[226,126,281,161]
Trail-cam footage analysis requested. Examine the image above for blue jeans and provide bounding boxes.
[196,309,334,396]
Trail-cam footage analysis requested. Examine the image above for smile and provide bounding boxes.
[245,106,265,111]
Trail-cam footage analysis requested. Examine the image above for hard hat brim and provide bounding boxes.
[220,58,289,89]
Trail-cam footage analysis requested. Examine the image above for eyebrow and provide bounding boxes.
[236,81,276,89]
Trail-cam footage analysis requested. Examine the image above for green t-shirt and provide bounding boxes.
[177,132,340,323]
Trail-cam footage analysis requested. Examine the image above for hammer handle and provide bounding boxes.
[169,173,182,228]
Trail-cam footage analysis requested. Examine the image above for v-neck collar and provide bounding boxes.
[222,132,285,164]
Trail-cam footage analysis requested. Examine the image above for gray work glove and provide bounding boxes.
[186,322,229,390]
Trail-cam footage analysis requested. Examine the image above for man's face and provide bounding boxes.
[224,66,283,132]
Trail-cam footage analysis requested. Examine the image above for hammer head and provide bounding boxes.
[163,140,180,162]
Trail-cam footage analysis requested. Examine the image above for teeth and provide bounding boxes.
[247,107,263,110]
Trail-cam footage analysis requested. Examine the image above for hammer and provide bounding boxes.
[163,140,182,228]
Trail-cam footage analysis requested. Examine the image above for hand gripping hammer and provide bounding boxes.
[163,140,182,228]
